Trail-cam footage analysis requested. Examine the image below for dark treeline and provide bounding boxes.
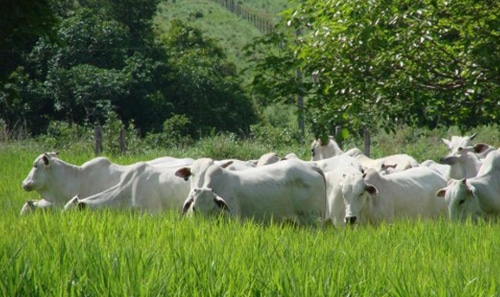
[0,0,257,139]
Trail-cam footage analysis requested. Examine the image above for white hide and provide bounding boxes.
[21,152,193,214]
[439,147,482,180]
[64,162,190,213]
[436,150,500,221]
[313,154,363,173]
[421,159,451,179]
[442,133,477,156]
[343,167,448,225]
[175,158,326,225]
[345,148,419,174]
[324,165,372,226]
[311,136,344,161]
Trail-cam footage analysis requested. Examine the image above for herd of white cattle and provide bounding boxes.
[20,133,500,225]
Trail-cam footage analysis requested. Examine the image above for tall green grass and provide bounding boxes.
[2,212,499,296]
[2,126,500,296]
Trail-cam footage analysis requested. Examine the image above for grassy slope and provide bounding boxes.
[155,0,262,70]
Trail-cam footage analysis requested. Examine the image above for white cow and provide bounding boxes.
[64,162,190,212]
[175,158,326,225]
[345,148,419,174]
[342,167,448,225]
[439,146,482,180]
[442,133,477,155]
[436,150,500,221]
[324,165,371,226]
[21,152,193,214]
[311,136,344,161]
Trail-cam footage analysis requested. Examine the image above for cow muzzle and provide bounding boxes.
[22,182,33,191]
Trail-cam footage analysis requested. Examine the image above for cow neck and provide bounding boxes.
[47,159,83,205]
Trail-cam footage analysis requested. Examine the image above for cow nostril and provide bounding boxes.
[345,216,357,224]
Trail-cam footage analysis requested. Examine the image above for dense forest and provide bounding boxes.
[1,0,500,146]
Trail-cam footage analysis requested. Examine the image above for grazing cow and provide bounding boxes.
[64,162,190,212]
[345,148,419,174]
[324,165,367,226]
[21,152,193,214]
[436,150,500,221]
[311,136,344,161]
[175,158,326,225]
[343,167,447,225]
[439,146,482,180]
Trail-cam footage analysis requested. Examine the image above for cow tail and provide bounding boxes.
[312,165,328,228]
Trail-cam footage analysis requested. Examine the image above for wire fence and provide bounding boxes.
[211,0,276,34]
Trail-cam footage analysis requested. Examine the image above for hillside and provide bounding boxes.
[155,0,293,71]
[155,1,261,68]
[239,0,294,15]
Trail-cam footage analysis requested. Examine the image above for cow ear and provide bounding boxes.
[214,196,229,212]
[175,167,192,181]
[42,155,50,166]
[381,163,397,169]
[436,188,447,198]
[473,143,490,154]
[220,160,234,169]
[442,138,451,148]
[182,198,193,215]
[365,184,377,195]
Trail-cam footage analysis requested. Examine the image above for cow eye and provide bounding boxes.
[458,199,466,205]
[33,164,38,168]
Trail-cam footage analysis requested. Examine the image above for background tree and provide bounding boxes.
[161,20,258,137]
[247,0,500,139]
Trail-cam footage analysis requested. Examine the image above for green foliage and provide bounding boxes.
[247,0,500,141]
[250,103,303,147]
[0,0,58,81]
[155,0,263,73]
[161,20,258,138]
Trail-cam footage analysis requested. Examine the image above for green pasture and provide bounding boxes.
[1,126,500,296]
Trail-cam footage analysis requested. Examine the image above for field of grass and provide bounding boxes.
[2,126,500,296]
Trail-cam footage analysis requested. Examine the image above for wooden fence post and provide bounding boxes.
[119,129,126,154]
[363,127,371,157]
[334,125,343,150]
[94,126,103,156]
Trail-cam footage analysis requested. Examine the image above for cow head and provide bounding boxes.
[175,158,233,188]
[182,188,229,217]
[22,152,59,192]
[436,179,483,222]
[442,133,477,155]
[341,170,378,225]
